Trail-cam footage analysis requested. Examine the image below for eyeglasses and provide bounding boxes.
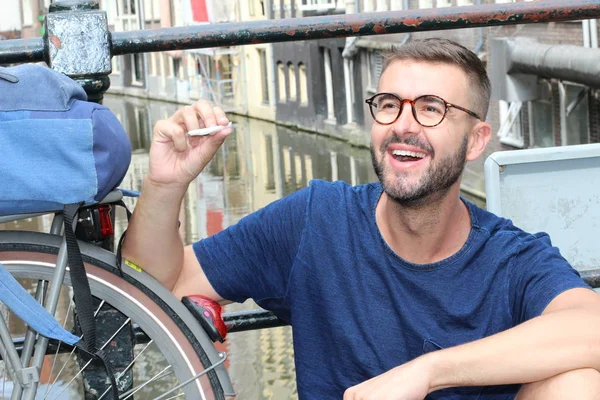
[365,93,482,127]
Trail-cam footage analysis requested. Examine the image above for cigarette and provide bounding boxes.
[187,122,233,136]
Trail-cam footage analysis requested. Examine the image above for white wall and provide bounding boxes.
[0,0,22,32]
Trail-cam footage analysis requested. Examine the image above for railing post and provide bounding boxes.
[46,0,112,103]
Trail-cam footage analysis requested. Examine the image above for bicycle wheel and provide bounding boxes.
[0,231,228,400]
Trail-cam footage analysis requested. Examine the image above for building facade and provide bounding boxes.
[8,0,600,197]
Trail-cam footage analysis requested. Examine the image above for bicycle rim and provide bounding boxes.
[0,239,225,400]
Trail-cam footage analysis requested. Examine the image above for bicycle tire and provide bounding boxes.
[0,231,228,400]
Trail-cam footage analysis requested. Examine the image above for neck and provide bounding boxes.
[376,184,471,264]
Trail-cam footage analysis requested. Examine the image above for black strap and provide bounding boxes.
[63,203,119,400]
[114,200,132,277]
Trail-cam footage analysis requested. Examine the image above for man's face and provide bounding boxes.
[370,60,476,207]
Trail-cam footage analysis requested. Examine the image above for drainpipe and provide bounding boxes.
[473,0,484,54]
[342,0,359,125]
[583,20,591,48]
[590,20,598,48]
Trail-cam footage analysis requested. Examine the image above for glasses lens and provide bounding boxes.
[414,96,446,126]
[369,94,401,124]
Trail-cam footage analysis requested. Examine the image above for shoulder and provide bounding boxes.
[466,199,555,256]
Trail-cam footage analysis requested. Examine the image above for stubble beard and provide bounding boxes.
[371,134,469,208]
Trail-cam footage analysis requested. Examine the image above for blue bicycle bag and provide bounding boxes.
[0,64,131,216]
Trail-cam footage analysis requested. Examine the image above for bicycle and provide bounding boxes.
[0,191,234,399]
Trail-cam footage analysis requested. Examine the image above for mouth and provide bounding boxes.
[390,149,428,163]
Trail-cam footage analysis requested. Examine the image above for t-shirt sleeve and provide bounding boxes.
[193,185,310,305]
[509,232,591,325]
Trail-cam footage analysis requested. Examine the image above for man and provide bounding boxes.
[122,38,600,399]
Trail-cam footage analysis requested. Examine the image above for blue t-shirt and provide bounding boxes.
[194,180,589,399]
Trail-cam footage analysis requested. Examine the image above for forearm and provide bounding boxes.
[427,307,600,392]
[122,177,187,291]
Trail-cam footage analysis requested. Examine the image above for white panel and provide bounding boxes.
[485,143,600,271]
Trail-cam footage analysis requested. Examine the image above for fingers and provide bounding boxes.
[153,119,188,152]
[157,100,232,152]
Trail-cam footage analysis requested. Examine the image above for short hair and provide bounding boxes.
[380,38,491,121]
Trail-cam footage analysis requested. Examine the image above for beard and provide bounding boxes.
[371,134,468,208]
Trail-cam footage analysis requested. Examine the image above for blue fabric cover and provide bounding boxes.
[194,180,590,400]
[0,64,131,215]
[0,263,79,345]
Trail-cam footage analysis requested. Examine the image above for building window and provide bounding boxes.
[131,53,144,85]
[258,48,270,104]
[112,56,121,74]
[172,58,181,79]
[561,83,590,145]
[418,0,433,8]
[152,0,160,20]
[367,50,383,93]
[249,0,256,16]
[528,100,554,148]
[457,0,474,5]
[288,63,297,101]
[22,0,33,26]
[437,0,452,7]
[528,80,554,148]
[260,0,266,15]
[390,0,404,10]
[299,63,308,105]
[498,100,524,148]
[277,61,286,102]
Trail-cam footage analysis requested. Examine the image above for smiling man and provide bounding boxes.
[123,38,600,399]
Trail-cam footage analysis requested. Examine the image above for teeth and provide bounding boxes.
[392,150,426,158]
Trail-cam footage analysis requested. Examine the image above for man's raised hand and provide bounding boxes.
[148,99,233,189]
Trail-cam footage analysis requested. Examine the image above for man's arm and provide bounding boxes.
[121,100,232,302]
[344,287,600,400]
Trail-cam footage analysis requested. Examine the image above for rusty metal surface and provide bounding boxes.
[2,0,600,64]
[46,10,111,76]
[110,0,600,55]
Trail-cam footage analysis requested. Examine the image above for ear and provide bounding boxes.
[466,121,491,161]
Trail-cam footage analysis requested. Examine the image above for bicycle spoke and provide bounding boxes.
[43,299,73,399]
[120,366,173,400]
[153,352,228,400]
[97,339,155,400]
[45,299,106,398]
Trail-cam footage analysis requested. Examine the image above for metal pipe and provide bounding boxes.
[224,310,287,333]
[509,40,600,87]
[473,0,485,54]
[110,1,600,55]
[3,0,600,64]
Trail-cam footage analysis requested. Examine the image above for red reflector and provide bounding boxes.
[98,205,114,237]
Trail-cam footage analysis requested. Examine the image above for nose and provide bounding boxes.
[391,101,421,135]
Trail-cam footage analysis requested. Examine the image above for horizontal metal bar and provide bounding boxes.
[109,0,600,55]
[1,0,599,64]
[223,310,288,333]
[0,37,45,65]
